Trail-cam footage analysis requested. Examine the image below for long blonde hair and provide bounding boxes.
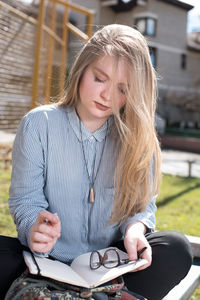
[58,24,161,224]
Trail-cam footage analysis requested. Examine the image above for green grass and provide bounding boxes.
[156,174,200,235]
[0,164,200,298]
[0,162,17,236]
[156,174,200,300]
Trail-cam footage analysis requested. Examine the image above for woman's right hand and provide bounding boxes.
[30,210,61,253]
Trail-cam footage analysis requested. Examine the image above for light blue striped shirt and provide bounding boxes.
[9,105,156,263]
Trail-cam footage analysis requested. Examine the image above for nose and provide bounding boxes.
[100,83,112,103]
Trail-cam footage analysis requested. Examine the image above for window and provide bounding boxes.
[181,54,187,69]
[146,18,155,36]
[149,47,157,67]
[136,18,146,34]
[135,17,156,37]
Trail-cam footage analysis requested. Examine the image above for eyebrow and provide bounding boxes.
[93,66,126,86]
[93,67,109,78]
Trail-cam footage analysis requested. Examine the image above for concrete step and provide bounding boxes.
[186,235,200,258]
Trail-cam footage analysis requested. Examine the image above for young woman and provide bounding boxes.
[0,24,192,299]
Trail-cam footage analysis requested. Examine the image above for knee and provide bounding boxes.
[154,231,193,277]
[164,231,192,261]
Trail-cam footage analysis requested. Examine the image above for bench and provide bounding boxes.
[163,235,200,300]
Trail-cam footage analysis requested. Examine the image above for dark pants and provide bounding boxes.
[0,231,192,300]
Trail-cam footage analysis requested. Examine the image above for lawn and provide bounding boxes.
[156,174,200,235]
[0,162,16,236]
[0,163,200,298]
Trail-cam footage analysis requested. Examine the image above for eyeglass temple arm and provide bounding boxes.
[121,247,147,263]
[137,247,147,258]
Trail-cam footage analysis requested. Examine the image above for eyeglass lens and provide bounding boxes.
[103,249,119,268]
[90,249,120,269]
[90,247,147,270]
[90,251,101,269]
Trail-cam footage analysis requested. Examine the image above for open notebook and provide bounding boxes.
[23,247,147,288]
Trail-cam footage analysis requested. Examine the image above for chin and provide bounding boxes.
[94,111,111,120]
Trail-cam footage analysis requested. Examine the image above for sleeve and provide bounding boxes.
[8,111,48,250]
[120,194,157,236]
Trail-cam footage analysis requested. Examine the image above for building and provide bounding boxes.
[0,0,44,132]
[69,0,200,131]
[1,0,200,135]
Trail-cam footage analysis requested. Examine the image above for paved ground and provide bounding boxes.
[0,130,200,178]
[161,149,200,178]
[0,130,15,145]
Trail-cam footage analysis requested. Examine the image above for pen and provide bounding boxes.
[121,247,148,264]
[137,247,147,258]
[43,212,58,224]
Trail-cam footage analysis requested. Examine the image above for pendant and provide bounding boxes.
[90,187,94,203]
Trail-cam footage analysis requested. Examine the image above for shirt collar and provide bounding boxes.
[66,107,113,142]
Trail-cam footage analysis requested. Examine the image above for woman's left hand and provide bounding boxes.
[124,221,152,271]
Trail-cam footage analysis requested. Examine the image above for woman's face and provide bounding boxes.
[76,55,129,128]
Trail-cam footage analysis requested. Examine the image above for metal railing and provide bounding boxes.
[0,0,94,110]
[33,0,94,108]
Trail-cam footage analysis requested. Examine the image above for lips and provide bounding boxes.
[94,102,110,111]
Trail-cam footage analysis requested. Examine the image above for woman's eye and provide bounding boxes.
[94,76,105,83]
[118,87,126,95]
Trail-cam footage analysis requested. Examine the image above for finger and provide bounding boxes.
[136,257,152,271]
[37,210,59,225]
[124,241,138,260]
[30,233,59,253]
[36,211,61,236]
[52,217,61,233]
[31,241,54,253]
[136,247,152,271]
[36,223,61,238]
[142,246,152,262]
[31,231,54,244]
[130,257,152,272]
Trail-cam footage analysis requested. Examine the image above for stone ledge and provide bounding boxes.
[186,235,200,258]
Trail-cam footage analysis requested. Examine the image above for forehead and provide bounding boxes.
[91,55,129,84]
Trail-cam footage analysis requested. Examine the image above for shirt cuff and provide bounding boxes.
[120,195,157,236]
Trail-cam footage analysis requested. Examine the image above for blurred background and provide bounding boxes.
[0,0,200,139]
[0,1,200,298]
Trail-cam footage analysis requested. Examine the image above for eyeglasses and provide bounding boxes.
[90,247,147,270]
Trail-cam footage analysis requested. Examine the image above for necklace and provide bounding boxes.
[79,119,108,203]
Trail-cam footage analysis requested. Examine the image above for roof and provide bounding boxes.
[101,0,137,12]
[101,0,193,11]
[157,0,193,11]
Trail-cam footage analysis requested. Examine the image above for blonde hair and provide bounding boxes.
[58,24,161,225]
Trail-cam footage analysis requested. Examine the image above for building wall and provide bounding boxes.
[105,4,148,26]
[70,0,200,90]
[145,0,200,91]
[69,0,200,125]
[148,0,188,49]
[187,50,200,90]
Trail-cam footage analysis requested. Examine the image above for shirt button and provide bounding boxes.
[90,136,94,140]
